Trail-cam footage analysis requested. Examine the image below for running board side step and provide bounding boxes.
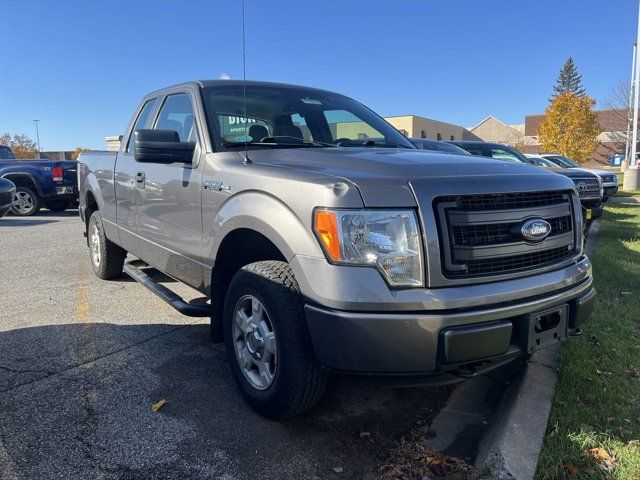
[123,263,211,317]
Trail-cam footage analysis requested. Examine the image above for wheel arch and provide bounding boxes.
[2,173,42,196]
[209,227,288,340]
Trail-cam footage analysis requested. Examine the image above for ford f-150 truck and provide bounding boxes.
[78,81,595,418]
[0,145,78,215]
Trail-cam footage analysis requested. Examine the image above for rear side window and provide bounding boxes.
[127,99,156,152]
[154,93,198,142]
[0,146,16,159]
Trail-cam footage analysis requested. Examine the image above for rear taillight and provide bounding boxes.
[52,165,63,182]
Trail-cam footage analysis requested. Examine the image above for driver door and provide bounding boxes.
[135,92,205,289]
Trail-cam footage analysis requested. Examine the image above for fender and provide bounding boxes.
[1,172,44,196]
[202,190,326,292]
[82,171,121,244]
[83,172,106,212]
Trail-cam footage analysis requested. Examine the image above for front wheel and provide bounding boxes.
[11,186,42,216]
[224,261,328,419]
[88,210,127,279]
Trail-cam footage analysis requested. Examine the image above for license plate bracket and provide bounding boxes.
[524,305,568,354]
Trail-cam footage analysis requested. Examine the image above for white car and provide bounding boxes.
[526,154,619,201]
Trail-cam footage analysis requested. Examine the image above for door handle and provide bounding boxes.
[135,171,145,189]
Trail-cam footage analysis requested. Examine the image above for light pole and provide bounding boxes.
[33,119,41,156]
[624,1,640,190]
[624,43,637,170]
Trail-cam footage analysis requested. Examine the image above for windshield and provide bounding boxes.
[535,158,557,167]
[204,85,415,151]
[544,155,578,168]
[0,146,16,160]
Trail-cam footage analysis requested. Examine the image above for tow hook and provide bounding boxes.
[569,327,583,337]
[451,366,478,379]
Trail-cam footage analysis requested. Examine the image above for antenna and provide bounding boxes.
[241,0,251,164]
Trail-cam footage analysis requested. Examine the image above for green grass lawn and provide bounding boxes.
[536,197,640,479]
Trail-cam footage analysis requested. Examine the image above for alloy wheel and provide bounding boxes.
[232,294,278,390]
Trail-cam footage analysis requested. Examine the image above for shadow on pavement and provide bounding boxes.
[0,322,452,480]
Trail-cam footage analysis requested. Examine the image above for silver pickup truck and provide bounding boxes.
[78,80,595,418]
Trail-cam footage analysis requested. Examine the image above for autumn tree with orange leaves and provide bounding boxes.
[538,93,600,164]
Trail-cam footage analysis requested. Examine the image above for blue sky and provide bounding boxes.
[1,0,638,151]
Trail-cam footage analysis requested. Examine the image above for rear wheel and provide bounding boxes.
[10,186,42,216]
[88,210,127,279]
[224,261,328,419]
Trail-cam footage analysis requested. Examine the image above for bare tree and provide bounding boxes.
[603,78,632,149]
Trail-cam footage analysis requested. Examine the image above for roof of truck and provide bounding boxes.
[145,80,344,97]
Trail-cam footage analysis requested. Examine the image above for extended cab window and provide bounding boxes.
[155,93,198,142]
[127,99,156,152]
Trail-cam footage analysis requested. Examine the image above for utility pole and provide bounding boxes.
[624,0,640,190]
[33,119,41,156]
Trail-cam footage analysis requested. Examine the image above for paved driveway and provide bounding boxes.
[0,211,452,480]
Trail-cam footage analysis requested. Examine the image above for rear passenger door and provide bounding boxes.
[115,98,158,256]
[135,92,205,289]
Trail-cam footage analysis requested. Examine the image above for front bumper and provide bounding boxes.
[603,185,618,198]
[305,276,595,378]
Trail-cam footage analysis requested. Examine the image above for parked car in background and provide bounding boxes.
[536,153,619,201]
[78,80,595,418]
[409,138,471,155]
[450,141,604,223]
[0,177,15,218]
[0,146,78,216]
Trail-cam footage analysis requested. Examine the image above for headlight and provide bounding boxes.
[313,209,424,287]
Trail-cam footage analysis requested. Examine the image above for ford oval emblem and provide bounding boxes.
[520,218,552,242]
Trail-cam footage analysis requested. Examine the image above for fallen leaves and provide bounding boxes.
[379,443,472,480]
[624,368,640,378]
[585,447,617,471]
[563,462,579,476]
[151,399,166,412]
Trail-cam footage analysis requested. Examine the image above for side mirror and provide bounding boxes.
[134,129,195,164]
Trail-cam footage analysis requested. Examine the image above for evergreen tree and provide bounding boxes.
[551,57,586,99]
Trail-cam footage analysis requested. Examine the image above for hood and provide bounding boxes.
[551,168,598,179]
[568,167,618,182]
[246,147,576,206]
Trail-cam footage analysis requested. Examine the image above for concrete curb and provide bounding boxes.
[475,219,601,480]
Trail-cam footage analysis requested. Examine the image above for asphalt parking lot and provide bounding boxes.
[0,210,457,480]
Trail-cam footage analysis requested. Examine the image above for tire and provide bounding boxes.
[224,261,328,419]
[46,200,72,212]
[88,210,127,279]
[10,186,42,216]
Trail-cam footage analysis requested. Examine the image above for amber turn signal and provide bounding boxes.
[313,210,341,261]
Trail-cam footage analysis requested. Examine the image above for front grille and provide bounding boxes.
[464,246,571,276]
[435,190,578,279]
[450,215,571,246]
[451,191,565,211]
[572,177,600,200]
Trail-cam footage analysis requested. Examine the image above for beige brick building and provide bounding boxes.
[384,115,473,141]
[467,116,525,145]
